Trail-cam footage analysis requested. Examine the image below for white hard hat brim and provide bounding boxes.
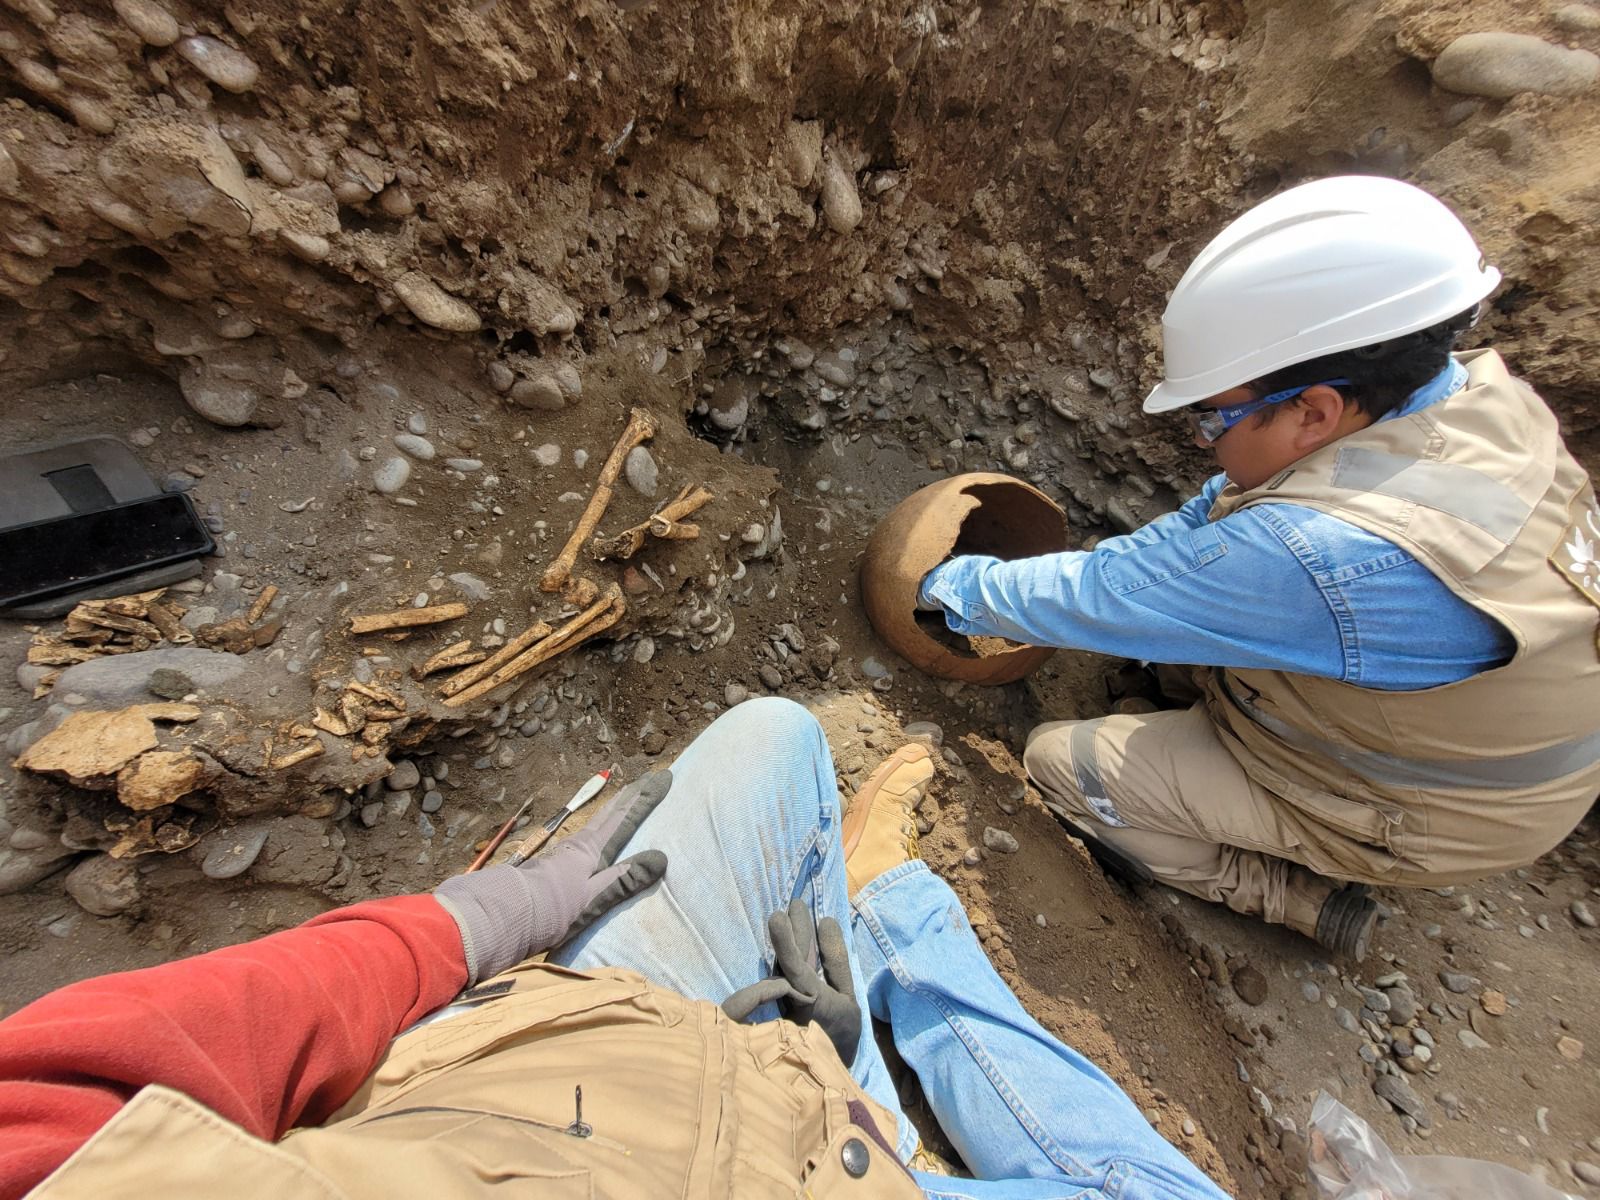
[1140,176,1502,415]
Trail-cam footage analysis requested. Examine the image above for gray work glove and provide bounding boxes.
[722,900,862,1066]
[436,771,671,984]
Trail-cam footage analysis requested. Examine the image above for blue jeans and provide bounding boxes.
[552,698,1231,1200]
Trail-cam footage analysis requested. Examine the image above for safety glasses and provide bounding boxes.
[1187,378,1351,445]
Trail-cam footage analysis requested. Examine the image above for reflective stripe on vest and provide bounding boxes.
[1218,672,1600,790]
[1329,448,1535,544]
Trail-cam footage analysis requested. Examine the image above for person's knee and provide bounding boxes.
[716,696,826,758]
[1023,721,1080,794]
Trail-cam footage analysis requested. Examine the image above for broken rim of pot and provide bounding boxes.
[859,472,1069,685]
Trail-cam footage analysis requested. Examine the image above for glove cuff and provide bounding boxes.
[436,866,562,985]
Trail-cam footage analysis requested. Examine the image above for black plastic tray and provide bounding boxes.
[0,492,215,608]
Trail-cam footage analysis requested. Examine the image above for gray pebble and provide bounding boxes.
[1335,1006,1360,1034]
[1432,31,1599,99]
[46,913,80,938]
[724,682,749,707]
[445,458,483,472]
[1457,1028,1491,1050]
[1573,1163,1600,1187]
[1301,981,1322,1004]
[624,446,659,497]
[64,855,141,915]
[407,413,428,435]
[1555,3,1600,31]
[421,790,444,814]
[417,813,435,839]
[1374,1074,1429,1125]
[373,456,411,494]
[200,822,271,880]
[758,664,784,691]
[532,443,561,467]
[386,791,413,819]
[394,433,436,461]
[982,827,1020,854]
[386,760,421,791]
[860,657,890,680]
[1387,987,1418,1025]
[448,572,491,602]
[360,802,384,828]
[903,721,943,746]
[962,846,982,867]
[1438,971,1476,994]
[1572,899,1597,928]
[633,637,656,664]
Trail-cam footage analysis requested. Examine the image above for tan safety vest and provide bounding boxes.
[1201,350,1600,883]
[30,962,922,1199]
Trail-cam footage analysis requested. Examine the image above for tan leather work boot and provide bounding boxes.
[842,743,935,895]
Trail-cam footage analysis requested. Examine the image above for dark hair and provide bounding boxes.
[1247,305,1479,422]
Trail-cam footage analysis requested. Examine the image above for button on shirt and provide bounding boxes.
[919,361,1517,691]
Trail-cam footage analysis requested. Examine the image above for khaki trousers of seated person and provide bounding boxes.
[1022,706,1379,933]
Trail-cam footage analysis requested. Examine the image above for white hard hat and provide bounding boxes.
[1143,176,1501,414]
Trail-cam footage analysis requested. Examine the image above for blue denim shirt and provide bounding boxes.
[921,361,1516,690]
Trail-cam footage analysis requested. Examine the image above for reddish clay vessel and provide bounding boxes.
[860,472,1069,685]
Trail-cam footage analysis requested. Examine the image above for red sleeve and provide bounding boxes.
[0,893,467,1200]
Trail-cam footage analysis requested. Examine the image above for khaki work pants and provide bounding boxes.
[1023,706,1358,933]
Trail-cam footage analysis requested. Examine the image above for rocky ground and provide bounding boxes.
[1,0,1599,1196]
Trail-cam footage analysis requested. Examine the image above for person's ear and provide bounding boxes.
[1293,385,1349,449]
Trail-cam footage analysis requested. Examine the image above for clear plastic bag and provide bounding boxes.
[1307,1092,1579,1200]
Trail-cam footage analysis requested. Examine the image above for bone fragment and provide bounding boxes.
[539,407,657,593]
[438,620,554,698]
[444,589,624,708]
[271,740,324,770]
[415,641,487,678]
[349,602,468,634]
[593,483,715,561]
[246,584,279,624]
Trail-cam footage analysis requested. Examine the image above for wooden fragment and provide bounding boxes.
[349,603,469,634]
[247,585,279,625]
[445,590,625,709]
[540,407,657,593]
[438,620,555,698]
